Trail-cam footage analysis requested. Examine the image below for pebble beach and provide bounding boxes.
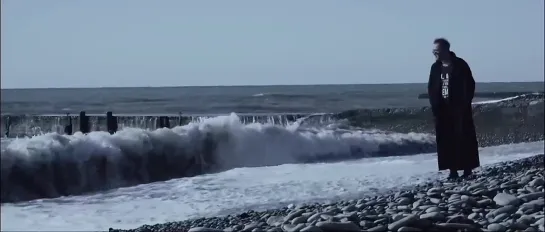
[111,153,545,232]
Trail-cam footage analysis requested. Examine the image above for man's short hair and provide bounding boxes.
[433,38,451,50]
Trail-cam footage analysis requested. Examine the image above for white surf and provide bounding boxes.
[1,141,543,231]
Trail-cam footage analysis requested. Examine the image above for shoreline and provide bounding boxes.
[110,154,545,232]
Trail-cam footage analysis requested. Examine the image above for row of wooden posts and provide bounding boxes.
[1,111,182,137]
[63,111,176,135]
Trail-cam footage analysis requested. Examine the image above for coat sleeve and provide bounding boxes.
[460,59,476,105]
[427,64,439,117]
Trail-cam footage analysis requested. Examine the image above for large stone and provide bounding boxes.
[266,228,283,232]
[425,207,441,213]
[468,182,486,191]
[315,222,360,232]
[487,205,517,219]
[188,227,223,232]
[477,199,494,207]
[282,223,307,232]
[419,212,445,222]
[285,209,306,222]
[367,225,387,232]
[398,197,413,205]
[292,215,309,224]
[300,225,323,232]
[493,193,521,206]
[436,223,479,231]
[529,178,544,187]
[266,216,284,227]
[518,192,544,202]
[520,199,545,211]
[242,222,260,232]
[388,215,418,231]
[398,226,423,231]
[487,223,507,232]
[307,213,322,223]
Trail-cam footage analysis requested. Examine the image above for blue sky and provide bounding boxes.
[1,0,543,88]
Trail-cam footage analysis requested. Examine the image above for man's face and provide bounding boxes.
[432,43,447,61]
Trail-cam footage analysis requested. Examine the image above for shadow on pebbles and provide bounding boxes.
[111,154,545,232]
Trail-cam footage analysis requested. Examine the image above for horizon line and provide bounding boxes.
[1,81,543,90]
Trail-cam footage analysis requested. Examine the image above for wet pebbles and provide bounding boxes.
[110,154,545,232]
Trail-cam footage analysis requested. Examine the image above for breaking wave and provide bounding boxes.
[0,113,436,203]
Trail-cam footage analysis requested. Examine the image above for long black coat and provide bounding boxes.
[427,52,480,171]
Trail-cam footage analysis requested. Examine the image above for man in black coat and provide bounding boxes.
[428,38,480,179]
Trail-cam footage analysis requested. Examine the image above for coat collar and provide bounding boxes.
[434,51,459,65]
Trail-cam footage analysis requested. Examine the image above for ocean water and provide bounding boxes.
[2,82,543,115]
[0,83,544,231]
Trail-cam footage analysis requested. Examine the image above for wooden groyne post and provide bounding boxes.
[79,111,90,134]
[64,113,73,135]
[106,111,118,134]
[4,116,10,137]
[157,116,170,128]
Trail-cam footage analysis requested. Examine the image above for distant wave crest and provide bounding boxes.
[251,93,312,98]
